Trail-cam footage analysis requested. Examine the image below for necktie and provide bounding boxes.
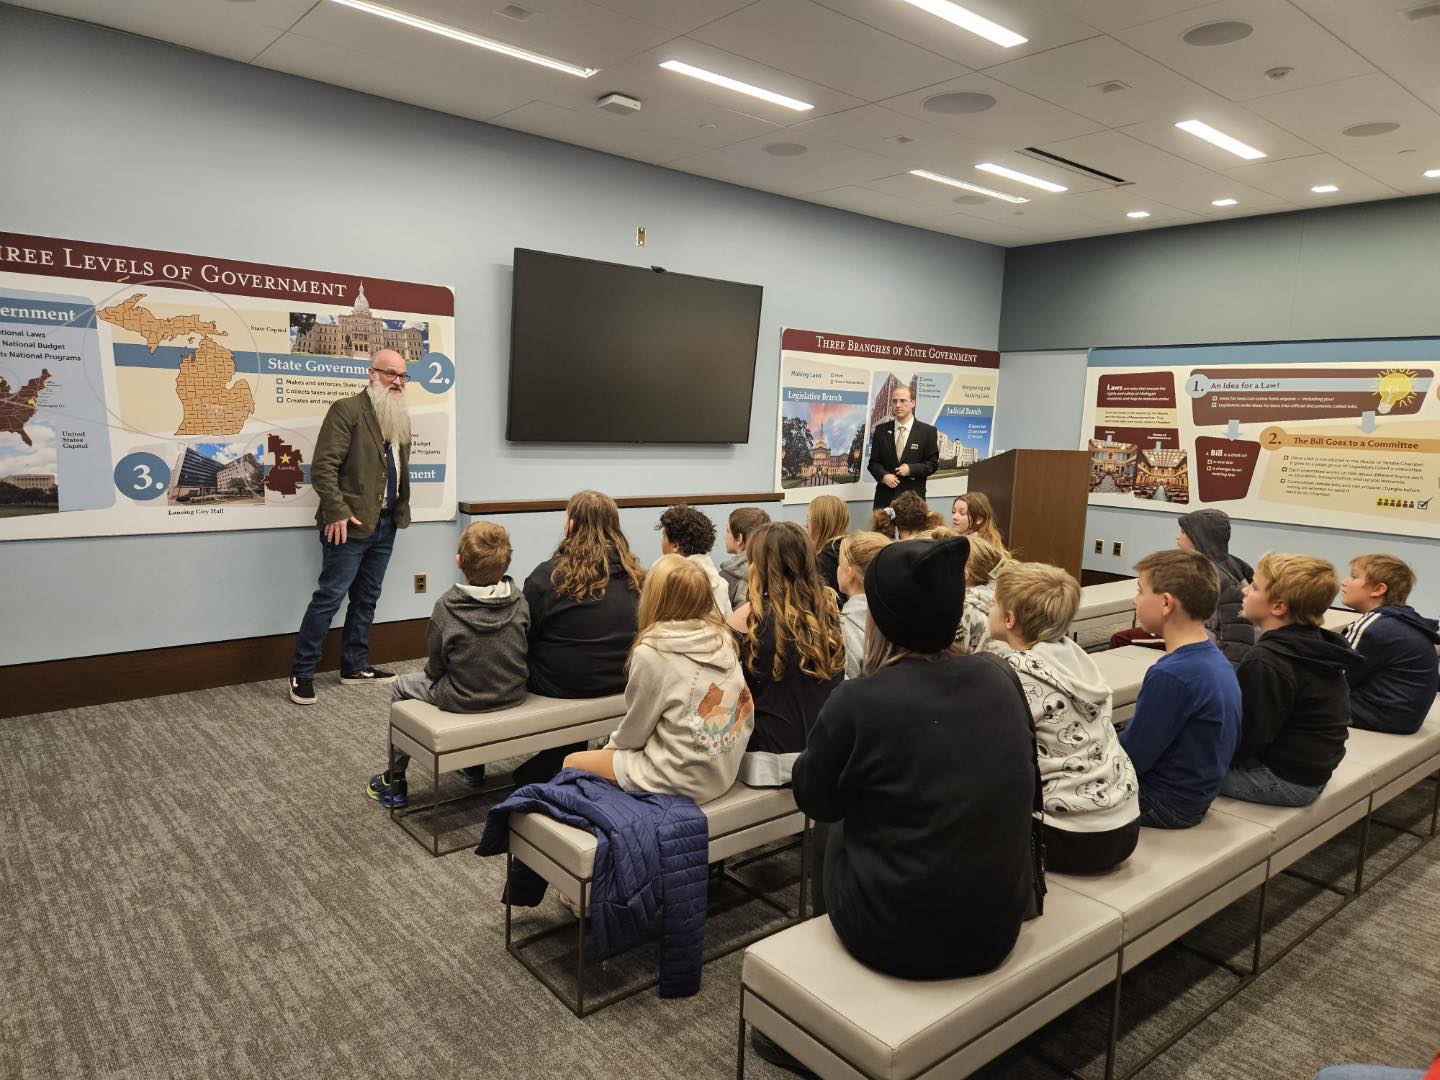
[895,423,908,458]
[384,441,398,509]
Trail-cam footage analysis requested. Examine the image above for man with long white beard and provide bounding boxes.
[289,349,413,705]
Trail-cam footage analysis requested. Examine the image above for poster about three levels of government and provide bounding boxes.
[0,231,456,540]
[775,328,1000,506]
[1080,340,1440,539]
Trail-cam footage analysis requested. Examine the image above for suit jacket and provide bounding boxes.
[310,390,411,538]
[866,418,940,508]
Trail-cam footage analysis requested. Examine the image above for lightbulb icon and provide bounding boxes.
[1374,369,1416,415]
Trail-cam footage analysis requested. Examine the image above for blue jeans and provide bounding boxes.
[1137,792,1206,829]
[1222,761,1324,807]
[292,514,396,678]
[1313,1068,1425,1080]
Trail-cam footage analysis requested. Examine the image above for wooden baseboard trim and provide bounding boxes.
[0,619,428,720]
[460,491,782,515]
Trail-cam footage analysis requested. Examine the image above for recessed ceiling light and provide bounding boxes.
[897,0,1028,48]
[1343,121,1401,137]
[659,60,813,111]
[1312,184,1340,193]
[1424,168,1440,178]
[922,91,997,115]
[327,0,595,77]
[1126,210,1151,219]
[763,142,808,157]
[909,169,1029,203]
[1181,20,1253,46]
[975,162,1067,193]
[1174,119,1266,160]
[1212,198,1239,207]
[1264,66,1294,80]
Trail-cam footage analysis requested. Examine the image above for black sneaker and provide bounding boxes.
[340,667,397,684]
[289,675,316,705]
[457,765,487,787]
[367,771,408,808]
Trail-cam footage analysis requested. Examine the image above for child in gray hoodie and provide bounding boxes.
[564,555,754,804]
[368,521,530,807]
[988,561,1140,873]
[718,507,771,612]
[956,536,1007,654]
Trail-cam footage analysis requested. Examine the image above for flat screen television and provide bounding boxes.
[507,248,763,443]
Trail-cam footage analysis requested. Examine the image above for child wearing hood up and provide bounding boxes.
[564,555,754,804]
[989,561,1140,872]
[1176,508,1258,664]
[1340,554,1440,736]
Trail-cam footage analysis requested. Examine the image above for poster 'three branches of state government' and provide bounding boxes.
[0,231,456,539]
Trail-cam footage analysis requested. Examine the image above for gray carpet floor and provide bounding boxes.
[3,665,1438,1079]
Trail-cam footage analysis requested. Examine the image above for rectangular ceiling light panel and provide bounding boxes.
[659,60,814,111]
[975,162,1067,192]
[909,169,1029,203]
[898,0,1028,47]
[1174,119,1266,160]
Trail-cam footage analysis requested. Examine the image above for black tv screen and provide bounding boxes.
[507,248,762,443]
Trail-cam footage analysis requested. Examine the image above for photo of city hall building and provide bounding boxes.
[171,447,263,503]
[291,284,426,361]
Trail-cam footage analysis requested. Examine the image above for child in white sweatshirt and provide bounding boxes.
[956,536,1007,654]
[564,555,754,804]
[987,561,1140,873]
[836,531,891,679]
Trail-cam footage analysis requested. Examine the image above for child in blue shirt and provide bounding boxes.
[1119,549,1242,829]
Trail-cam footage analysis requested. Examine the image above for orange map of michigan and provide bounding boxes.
[0,369,52,447]
[98,293,255,436]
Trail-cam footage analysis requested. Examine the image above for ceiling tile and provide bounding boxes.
[812,0,1100,68]
[1246,73,1440,157]
[383,0,673,69]
[860,174,1108,233]
[1114,0,1374,103]
[7,0,309,61]
[791,105,1004,173]
[1120,102,1320,169]
[1058,186,1207,227]
[1220,153,1403,205]
[1037,129,1208,183]
[1042,0,1223,34]
[985,35,1222,127]
[690,0,970,101]
[1291,0,1440,113]
[587,0,756,34]
[666,131,905,196]
[1329,134,1440,197]
[254,33,532,122]
[810,185,954,226]
[1116,170,1292,216]
[488,100,710,162]
[928,214,1038,246]
[881,72,1105,148]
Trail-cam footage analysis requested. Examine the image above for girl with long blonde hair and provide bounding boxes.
[836,531,891,679]
[726,522,845,786]
[951,491,1007,552]
[564,556,753,803]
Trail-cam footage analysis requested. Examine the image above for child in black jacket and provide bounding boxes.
[1340,554,1440,735]
[1225,553,1360,807]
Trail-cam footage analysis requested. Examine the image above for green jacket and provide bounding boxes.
[310,390,411,537]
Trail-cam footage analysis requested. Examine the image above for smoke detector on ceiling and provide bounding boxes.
[597,93,641,115]
[1264,66,1294,80]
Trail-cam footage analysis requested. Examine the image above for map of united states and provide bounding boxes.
[0,369,51,447]
[98,293,255,435]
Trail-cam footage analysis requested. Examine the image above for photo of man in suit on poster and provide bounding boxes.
[866,380,939,510]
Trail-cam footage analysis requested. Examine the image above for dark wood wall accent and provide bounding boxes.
[1080,569,1134,587]
[459,492,783,515]
[0,619,427,720]
[968,449,1091,578]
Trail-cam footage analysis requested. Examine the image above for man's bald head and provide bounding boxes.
[370,350,408,395]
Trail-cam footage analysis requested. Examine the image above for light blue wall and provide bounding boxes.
[0,6,1004,666]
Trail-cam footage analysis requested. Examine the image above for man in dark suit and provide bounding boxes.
[866,384,940,509]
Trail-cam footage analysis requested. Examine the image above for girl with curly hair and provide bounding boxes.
[869,491,936,540]
[726,522,845,786]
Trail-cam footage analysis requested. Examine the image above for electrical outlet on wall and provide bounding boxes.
[1093,538,1104,554]
[414,573,427,593]
[1112,541,1124,558]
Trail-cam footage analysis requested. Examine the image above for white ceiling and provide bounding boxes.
[13,0,1440,246]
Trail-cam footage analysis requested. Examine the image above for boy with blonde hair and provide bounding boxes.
[1341,554,1440,735]
[1119,550,1241,829]
[368,521,530,807]
[989,562,1140,871]
[1225,554,1359,806]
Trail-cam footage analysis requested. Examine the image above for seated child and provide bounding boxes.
[658,503,731,616]
[951,492,1008,553]
[1341,554,1440,735]
[1224,554,1359,807]
[988,562,1140,872]
[869,491,934,540]
[808,495,851,600]
[564,556,754,804]
[718,506,770,611]
[956,536,1006,654]
[836,531,891,679]
[727,522,846,785]
[368,521,529,807]
[1119,550,1241,829]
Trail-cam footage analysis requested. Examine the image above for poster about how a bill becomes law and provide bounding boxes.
[1080,340,1440,539]
[775,328,999,506]
[0,231,456,539]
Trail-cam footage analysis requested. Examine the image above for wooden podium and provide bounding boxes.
[966,449,1090,578]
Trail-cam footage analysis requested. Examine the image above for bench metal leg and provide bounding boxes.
[1359,775,1440,892]
[1102,949,1122,1080]
[736,988,748,1080]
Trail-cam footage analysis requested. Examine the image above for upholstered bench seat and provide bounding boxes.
[1210,754,1374,874]
[740,886,1122,1080]
[1341,703,1440,802]
[1089,645,1163,725]
[1070,579,1138,650]
[1049,811,1270,970]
